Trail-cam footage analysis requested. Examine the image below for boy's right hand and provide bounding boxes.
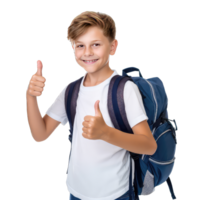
[27,60,46,97]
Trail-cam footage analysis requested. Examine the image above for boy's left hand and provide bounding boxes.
[82,100,108,140]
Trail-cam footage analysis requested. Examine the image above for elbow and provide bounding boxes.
[144,141,158,156]
[151,142,157,155]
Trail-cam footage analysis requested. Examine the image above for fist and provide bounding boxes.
[27,60,46,97]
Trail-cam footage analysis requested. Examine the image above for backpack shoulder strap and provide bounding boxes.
[108,74,144,200]
[64,76,84,142]
[108,74,133,133]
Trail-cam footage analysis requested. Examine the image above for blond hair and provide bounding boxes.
[67,11,116,45]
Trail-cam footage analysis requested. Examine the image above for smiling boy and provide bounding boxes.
[27,11,157,200]
[67,12,157,200]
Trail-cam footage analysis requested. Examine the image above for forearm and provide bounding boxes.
[25,93,46,143]
[102,126,156,155]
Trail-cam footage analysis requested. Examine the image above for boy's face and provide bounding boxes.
[72,26,118,73]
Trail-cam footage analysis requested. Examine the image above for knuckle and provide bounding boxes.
[31,73,37,79]
[43,77,48,83]
[41,83,44,87]
[30,79,33,83]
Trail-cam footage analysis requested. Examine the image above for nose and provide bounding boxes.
[84,46,94,56]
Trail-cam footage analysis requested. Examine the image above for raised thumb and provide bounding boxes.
[36,60,43,76]
[95,100,102,116]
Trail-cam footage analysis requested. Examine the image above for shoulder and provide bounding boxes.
[123,80,143,102]
[124,80,139,93]
[55,85,69,102]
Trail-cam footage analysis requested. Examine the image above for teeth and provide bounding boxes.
[84,59,97,63]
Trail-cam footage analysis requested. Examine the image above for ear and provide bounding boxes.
[110,39,118,55]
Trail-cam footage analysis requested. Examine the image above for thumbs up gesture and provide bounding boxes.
[27,60,46,97]
[82,100,109,140]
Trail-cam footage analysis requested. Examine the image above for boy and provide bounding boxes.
[26,11,157,200]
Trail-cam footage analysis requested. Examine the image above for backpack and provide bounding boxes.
[64,66,178,200]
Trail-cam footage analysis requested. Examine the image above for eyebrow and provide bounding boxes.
[75,40,101,43]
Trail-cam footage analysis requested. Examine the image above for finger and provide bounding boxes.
[30,84,44,92]
[36,60,43,76]
[32,74,45,82]
[30,80,45,88]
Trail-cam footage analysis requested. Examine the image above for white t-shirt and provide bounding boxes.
[46,69,148,200]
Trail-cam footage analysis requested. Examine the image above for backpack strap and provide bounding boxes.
[65,76,83,163]
[165,176,178,200]
[108,75,133,133]
[108,74,143,200]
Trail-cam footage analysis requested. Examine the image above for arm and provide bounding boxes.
[25,91,61,143]
[102,120,157,155]
[26,91,46,142]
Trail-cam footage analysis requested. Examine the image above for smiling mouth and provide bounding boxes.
[82,59,99,64]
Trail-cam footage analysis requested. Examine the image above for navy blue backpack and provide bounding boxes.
[64,67,177,200]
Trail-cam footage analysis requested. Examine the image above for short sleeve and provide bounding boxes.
[46,85,68,126]
[124,81,148,128]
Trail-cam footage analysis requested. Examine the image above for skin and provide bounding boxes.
[72,26,117,86]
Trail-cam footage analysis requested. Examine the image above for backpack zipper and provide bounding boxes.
[145,79,158,123]
[149,157,175,165]
[142,79,158,160]
[155,129,171,142]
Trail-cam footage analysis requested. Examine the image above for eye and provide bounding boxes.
[77,45,83,48]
